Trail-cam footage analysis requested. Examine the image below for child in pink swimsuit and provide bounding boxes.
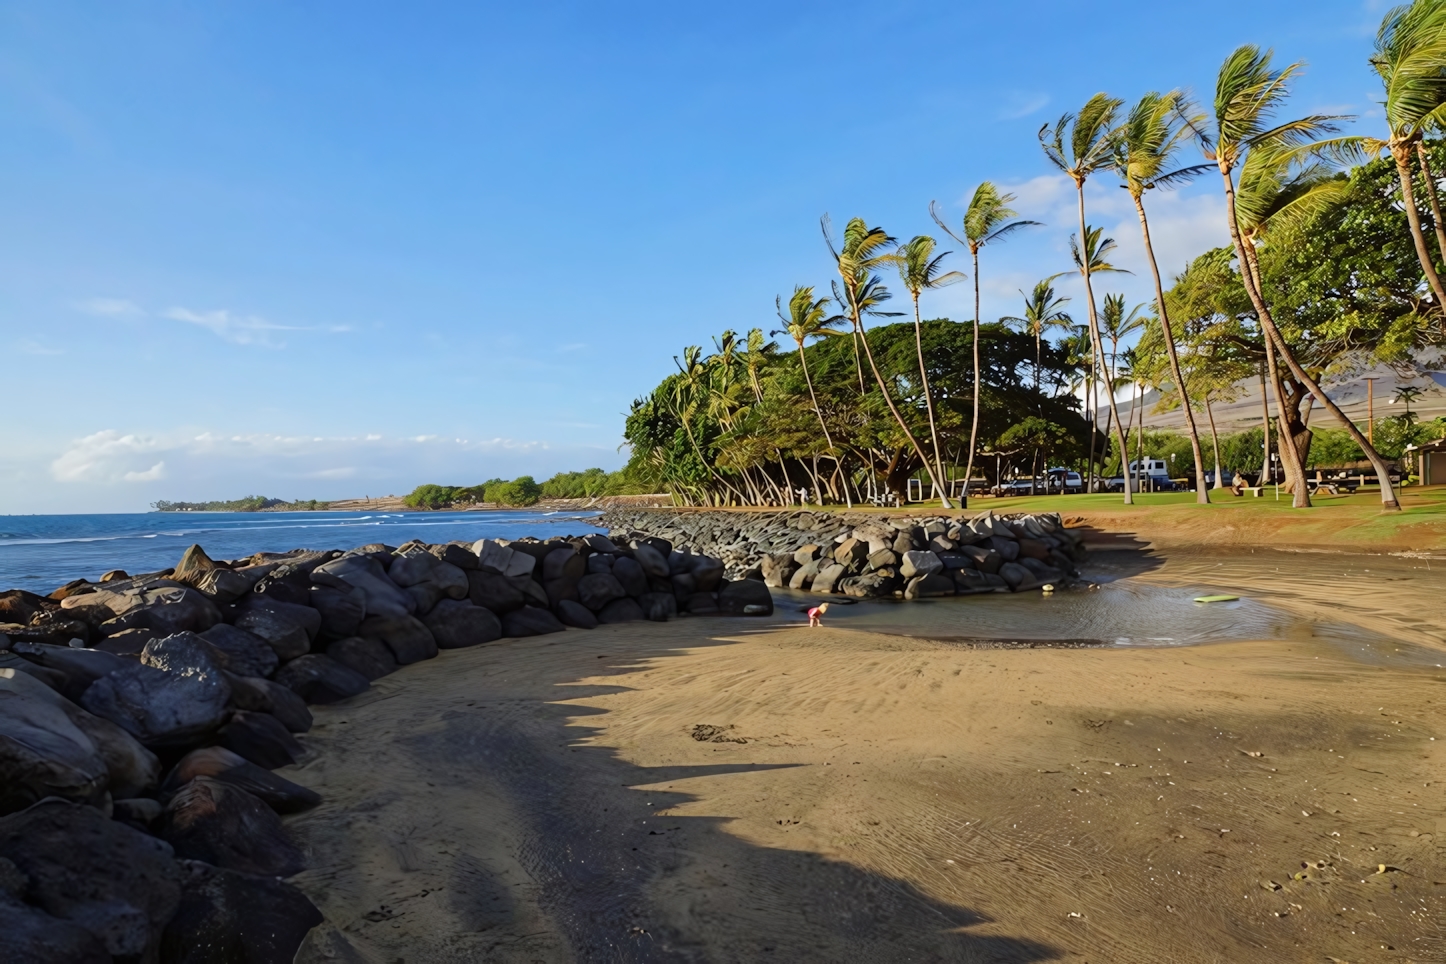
[808,602,829,627]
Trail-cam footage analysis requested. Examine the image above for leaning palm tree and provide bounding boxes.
[1040,95,1137,503]
[1100,294,1146,489]
[1200,44,1400,510]
[825,216,952,507]
[1370,0,1446,309]
[773,286,851,507]
[1112,90,1215,502]
[930,184,1039,497]
[896,235,966,501]
[1068,225,1134,495]
[1002,279,1072,395]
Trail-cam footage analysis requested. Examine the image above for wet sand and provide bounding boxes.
[285,549,1444,963]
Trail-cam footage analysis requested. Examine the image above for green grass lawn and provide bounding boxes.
[873,485,1446,550]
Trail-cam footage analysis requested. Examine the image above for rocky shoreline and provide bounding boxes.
[602,508,1084,599]
[0,530,753,962]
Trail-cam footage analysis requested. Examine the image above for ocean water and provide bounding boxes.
[0,510,606,592]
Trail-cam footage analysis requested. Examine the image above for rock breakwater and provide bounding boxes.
[601,508,1084,599]
[0,530,749,961]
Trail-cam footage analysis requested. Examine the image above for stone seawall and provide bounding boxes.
[0,530,761,961]
[601,508,1086,600]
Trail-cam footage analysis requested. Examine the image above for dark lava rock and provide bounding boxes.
[160,859,323,964]
[308,585,366,640]
[358,614,437,665]
[200,624,280,680]
[421,599,502,649]
[164,746,319,814]
[466,570,526,614]
[597,597,645,624]
[611,556,649,597]
[501,606,566,637]
[217,710,303,770]
[324,636,398,680]
[81,638,232,746]
[0,798,181,960]
[0,892,111,964]
[161,776,306,877]
[684,592,719,615]
[576,573,627,612]
[717,579,775,615]
[0,687,109,813]
[555,599,597,629]
[638,591,677,621]
[272,655,369,704]
[234,606,310,662]
[225,674,314,733]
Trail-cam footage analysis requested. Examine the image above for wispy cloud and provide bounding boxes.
[17,340,63,356]
[76,297,144,317]
[163,307,305,348]
[998,91,1050,121]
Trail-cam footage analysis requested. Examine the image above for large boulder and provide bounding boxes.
[234,607,310,662]
[0,798,181,961]
[422,599,502,649]
[0,893,110,964]
[312,555,414,618]
[597,597,645,623]
[904,572,956,599]
[0,589,48,625]
[466,570,525,614]
[472,539,536,578]
[172,544,222,587]
[160,777,306,877]
[0,685,109,813]
[199,624,279,679]
[224,675,313,733]
[217,711,303,770]
[543,546,587,582]
[308,585,366,640]
[612,556,649,596]
[97,585,223,637]
[987,535,1020,562]
[956,544,1001,574]
[324,636,397,680]
[359,614,437,665]
[585,553,614,575]
[840,570,899,599]
[555,599,598,629]
[160,859,323,964]
[717,579,774,615]
[630,543,671,579]
[997,561,1041,592]
[386,549,440,587]
[688,555,725,592]
[163,747,319,814]
[684,591,719,614]
[811,563,847,594]
[577,573,627,612]
[429,542,479,570]
[10,642,130,702]
[272,655,369,704]
[900,550,944,579]
[81,636,232,747]
[501,606,566,637]
[833,538,869,571]
[638,592,677,622]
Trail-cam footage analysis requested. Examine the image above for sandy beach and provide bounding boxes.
[280,545,1444,963]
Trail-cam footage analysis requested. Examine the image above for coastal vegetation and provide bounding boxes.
[623,3,1446,510]
[151,496,331,512]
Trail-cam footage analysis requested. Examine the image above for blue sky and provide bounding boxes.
[0,0,1395,511]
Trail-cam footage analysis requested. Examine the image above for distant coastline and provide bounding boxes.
[152,494,674,513]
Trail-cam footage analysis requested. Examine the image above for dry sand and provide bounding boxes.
[284,551,1444,963]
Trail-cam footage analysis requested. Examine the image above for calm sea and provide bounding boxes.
[0,510,606,592]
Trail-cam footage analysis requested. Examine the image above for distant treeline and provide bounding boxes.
[403,466,656,510]
[151,496,330,512]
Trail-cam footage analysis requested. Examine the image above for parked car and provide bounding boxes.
[1046,468,1084,493]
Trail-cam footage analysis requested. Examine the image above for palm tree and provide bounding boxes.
[931,184,1039,497]
[825,216,952,507]
[1068,225,1134,493]
[1113,90,1215,502]
[896,235,966,502]
[1100,294,1147,489]
[773,286,850,507]
[673,345,745,505]
[1040,95,1137,503]
[1002,280,1073,396]
[1370,1,1446,309]
[1201,44,1401,510]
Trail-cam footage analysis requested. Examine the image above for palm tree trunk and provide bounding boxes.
[1074,185,1132,503]
[797,344,851,508]
[1258,366,1272,485]
[1085,367,1097,492]
[1204,391,1224,488]
[1414,141,1446,266]
[1221,167,1311,507]
[850,310,948,505]
[911,293,952,507]
[1132,195,1210,503]
[1134,384,1145,492]
[1391,142,1446,312]
[963,248,983,498]
[1238,233,1400,509]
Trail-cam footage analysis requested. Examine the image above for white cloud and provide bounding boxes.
[163,307,301,347]
[998,92,1050,121]
[123,462,166,482]
[51,430,167,483]
[76,297,144,317]
[17,340,63,356]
